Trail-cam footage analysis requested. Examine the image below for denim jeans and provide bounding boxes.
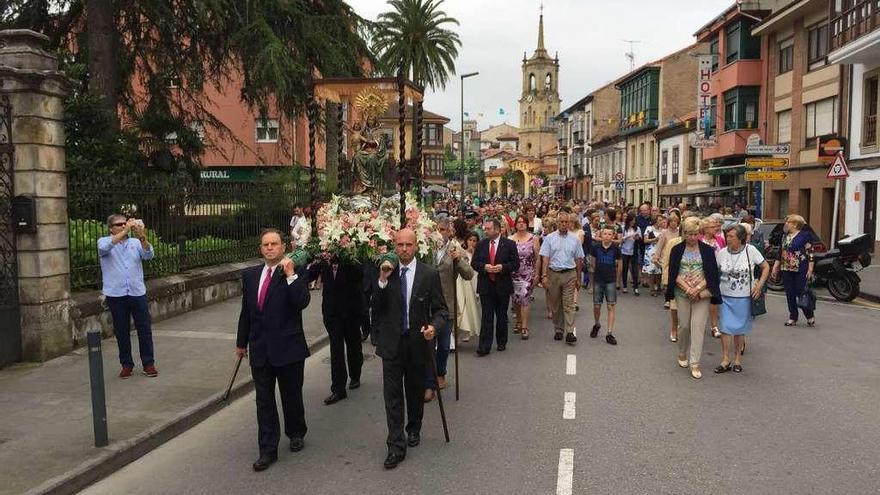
[426,316,452,390]
[106,295,155,368]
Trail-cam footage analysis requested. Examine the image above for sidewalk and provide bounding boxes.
[0,292,328,495]
[858,264,880,302]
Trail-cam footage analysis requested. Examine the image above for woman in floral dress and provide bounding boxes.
[510,216,540,339]
[642,215,666,296]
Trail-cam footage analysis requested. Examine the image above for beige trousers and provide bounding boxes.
[674,296,710,365]
[548,270,577,334]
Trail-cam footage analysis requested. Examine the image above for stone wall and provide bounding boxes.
[69,260,260,346]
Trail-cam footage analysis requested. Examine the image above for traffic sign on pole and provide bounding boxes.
[746,143,791,155]
[745,171,789,181]
[826,152,850,179]
[615,180,625,191]
[745,157,789,168]
[615,172,624,181]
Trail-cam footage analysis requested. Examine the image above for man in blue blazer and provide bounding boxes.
[236,228,311,472]
[471,217,520,355]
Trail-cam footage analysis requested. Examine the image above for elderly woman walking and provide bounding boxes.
[771,214,816,327]
[714,224,769,373]
[666,217,721,379]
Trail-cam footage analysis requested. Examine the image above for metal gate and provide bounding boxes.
[0,94,21,367]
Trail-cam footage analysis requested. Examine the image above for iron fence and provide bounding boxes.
[68,173,319,291]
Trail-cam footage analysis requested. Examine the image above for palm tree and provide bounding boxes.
[371,0,461,90]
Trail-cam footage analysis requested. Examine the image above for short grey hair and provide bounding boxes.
[435,215,451,228]
[107,214,126,227]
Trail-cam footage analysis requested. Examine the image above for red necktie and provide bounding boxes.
[489,240,497,281]
[258,266,273,311]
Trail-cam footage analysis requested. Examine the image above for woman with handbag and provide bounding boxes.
[714,224,769,374]
[665,217,722,380]
[771,214,816,327]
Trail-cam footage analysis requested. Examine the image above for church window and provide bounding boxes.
[529,74,536,92]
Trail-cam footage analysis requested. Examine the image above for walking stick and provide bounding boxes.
[220,355,244,403]
[425,340,451,443]
[452,268,460,402]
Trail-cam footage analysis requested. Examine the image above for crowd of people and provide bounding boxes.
[96,196,818,472]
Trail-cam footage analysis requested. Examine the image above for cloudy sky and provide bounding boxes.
[348,0,733,131]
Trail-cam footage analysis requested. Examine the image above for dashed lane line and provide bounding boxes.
[566,354,576,375]
[556,448,574,495]
[563,392,576,419]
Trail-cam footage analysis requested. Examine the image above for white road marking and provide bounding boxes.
[563,392,576,419]
[556,448,574,495]
[566,354,576,375]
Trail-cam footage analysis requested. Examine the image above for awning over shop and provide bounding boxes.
[707,165,745,176]
[666,185,744,196]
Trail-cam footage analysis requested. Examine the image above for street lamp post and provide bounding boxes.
[460,71,478,213]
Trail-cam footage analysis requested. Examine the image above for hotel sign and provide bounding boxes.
[696,55,713,133]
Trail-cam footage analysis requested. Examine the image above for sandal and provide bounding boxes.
[806,318,816,327]
[521,328,529,340]
[711,326,721,339]
[732,364,743,373]
[713,363,731,374]
[784,320,796,327]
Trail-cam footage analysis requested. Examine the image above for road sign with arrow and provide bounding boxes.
[745,171,789,181]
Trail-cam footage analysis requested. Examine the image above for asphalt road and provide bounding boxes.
[79,289,880,495]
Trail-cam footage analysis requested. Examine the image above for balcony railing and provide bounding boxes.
[865,114,878,147]
[831,0,880,52]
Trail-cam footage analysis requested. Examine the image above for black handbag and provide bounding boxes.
[797,285,816,312]
[747,247,767,317]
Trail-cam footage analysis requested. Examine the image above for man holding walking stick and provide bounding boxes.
[426,216,473,403]
[373,228,448,470]
[236,229,311,472]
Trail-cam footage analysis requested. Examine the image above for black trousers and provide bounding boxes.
[621,254,640,288]
[382,334,425,455]
[478,289,510,353]
[325,315,364,394]
[252,361,306,456]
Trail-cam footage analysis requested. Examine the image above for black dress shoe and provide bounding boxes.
[289,437,304,452]
[384,452,406,469]
[497,344,506,352]
[407,432,420,447]
[476,349,489,357]
[348,379,361,390]
[323,392,347,405]
[252,453,277,472]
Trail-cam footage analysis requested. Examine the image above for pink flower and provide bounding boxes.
[339,235,351,248]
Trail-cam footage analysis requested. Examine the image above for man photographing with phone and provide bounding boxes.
[98,214,157,379]
[373,228,448,470]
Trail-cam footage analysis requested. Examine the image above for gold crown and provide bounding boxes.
[354,87,390,120]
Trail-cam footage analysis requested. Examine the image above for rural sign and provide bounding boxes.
[745,157,789,168]
[746,143,791,155]
[745,171,789,181]
[690,133,718,149]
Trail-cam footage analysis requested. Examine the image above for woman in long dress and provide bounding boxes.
[454,220,481,342]
[510,216,540,339]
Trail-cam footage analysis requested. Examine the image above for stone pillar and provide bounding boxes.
[0,30,73,361]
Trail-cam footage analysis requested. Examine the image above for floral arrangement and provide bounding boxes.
[530,177,545,189]
[308,192,443,264]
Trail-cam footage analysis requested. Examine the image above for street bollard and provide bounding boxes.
[87,329,109,447]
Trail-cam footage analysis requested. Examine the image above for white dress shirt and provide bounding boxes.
[258,264,298,301]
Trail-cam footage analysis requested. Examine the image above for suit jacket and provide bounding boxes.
[372,260,448,364]
[237,264,311,367]
[434,239,475,308]
[665,241,722,305]
[307,261,363,321]
[471,236,520,296]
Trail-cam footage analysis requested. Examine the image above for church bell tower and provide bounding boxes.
[518,8,561,157]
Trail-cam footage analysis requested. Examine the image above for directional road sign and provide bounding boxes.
[745,157,789,168]
[745,171,789,181]
[615,180,625,191]
[746,143,791,155]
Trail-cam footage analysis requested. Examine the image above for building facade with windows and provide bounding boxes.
[752,0,845,244]
[696,4,768,208]
[556,94,592,199]
[617,65,660,205]
[585,82,624,203]
[378,104,451,186]
[655,117,711,207]
[828,0,880,252]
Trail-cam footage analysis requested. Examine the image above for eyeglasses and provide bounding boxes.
[111,222,126,227]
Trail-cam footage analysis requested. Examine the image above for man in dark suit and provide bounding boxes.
[373,228,448,470]
[471,217,520,355]
[236,228,311,472]
[308,256,364,405]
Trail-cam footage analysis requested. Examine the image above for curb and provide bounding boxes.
[24,334,330,495]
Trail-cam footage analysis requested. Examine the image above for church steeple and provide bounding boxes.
[537,14,545,53]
